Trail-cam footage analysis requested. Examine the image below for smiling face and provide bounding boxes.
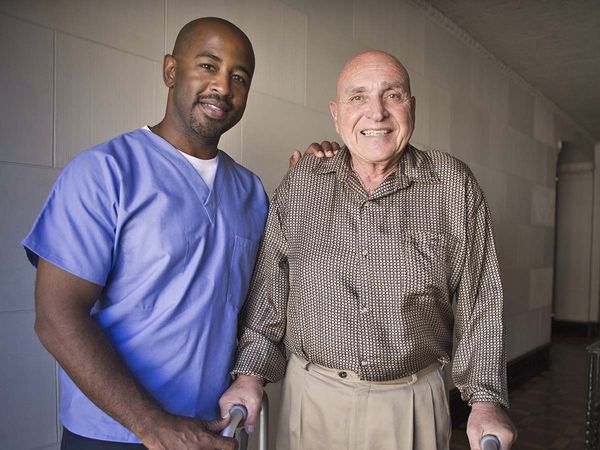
[165,18,254,143]
[329,51,415,169]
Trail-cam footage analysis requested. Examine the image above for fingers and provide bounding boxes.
[289,150,302,168]
[305,142,325,158]
[243,405,259,434]
[204,418,238,450]
[204,416,231,434]
[212,435,238,450]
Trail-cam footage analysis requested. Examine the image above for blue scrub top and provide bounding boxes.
[22,128,268,443]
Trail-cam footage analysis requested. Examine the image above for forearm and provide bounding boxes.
[35,309,165,442]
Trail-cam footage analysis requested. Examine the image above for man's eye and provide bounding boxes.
[350,95,363,102]
[388,92,408,102]
[232,74,247,84]
[199,63,215,71]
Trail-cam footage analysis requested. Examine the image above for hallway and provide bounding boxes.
[450,333,593,449]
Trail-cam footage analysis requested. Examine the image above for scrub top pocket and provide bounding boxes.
[226,234,260,312]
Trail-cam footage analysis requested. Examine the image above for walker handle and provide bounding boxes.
[220,404,248,438]
[480,434,501,450]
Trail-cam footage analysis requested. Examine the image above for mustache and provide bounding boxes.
[193,94,232,111]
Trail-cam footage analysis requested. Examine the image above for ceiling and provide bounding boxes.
[427,0,600,141]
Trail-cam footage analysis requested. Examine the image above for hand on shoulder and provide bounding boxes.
[289,141,341,168]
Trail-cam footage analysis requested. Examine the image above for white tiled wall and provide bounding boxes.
[0,15,54,166]
[0,1,596,448]
[0,312,58,450]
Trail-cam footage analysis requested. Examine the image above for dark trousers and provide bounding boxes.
[61,427,147,450]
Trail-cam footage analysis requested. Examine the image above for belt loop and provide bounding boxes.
[407,374,418,385]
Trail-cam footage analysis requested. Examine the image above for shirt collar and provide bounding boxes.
[312,144,440,188]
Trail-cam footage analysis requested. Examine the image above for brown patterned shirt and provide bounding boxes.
[233,145,508,407]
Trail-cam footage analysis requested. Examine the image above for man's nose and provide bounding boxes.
[366,97,387,121]
[210,72,231,96]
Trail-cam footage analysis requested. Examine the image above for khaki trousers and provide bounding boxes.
[276,355,451,450]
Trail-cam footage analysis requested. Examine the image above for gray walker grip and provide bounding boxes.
[480,434,501,450]
[220,393,269,450]
[220,404,248,438]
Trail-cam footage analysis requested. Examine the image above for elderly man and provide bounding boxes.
[221,50,516,450]
[24,18,268,450]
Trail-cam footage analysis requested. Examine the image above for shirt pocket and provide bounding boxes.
[226,234,260,313]
[401,231,455,297]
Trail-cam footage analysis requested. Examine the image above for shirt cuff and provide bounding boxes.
[231,371,267,386]
[468,392,509,408]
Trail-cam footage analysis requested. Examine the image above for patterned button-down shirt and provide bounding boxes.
[233,145,508,407]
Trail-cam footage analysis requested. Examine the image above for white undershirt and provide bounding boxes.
[142,126,219,190]
[178,150,219,190]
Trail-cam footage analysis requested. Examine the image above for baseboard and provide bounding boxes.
[450,343,551,429]
[552,319,599,337]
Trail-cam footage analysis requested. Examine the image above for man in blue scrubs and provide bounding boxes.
[23,18,268,450]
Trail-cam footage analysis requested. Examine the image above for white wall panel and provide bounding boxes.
[530,268,553,309]
[501,268,529,317]
[354,0,425,75]
[505,175,532,225]
[488,118,509,172]
[494,220,518,271]
[0,0,164,60]
[168,0,308,106]
[410,71,429,146]
[221,121,243,164]
[482,60,509,122]
[468,162,506,223]
[166,0,244,54]
[555,170,593,321]
[0,312,57,450]
[241,0,307,106]
[531,184,555,227]
[449,96,490,164]
[242,91,337,195]
[55,33,158,167]
[305,0,363,114]
[424,19,471,100]
[508,79,534,136]
[0,164,60,313]
[426,82,451,153]
[0,15,53,166]
[534,97,556,148]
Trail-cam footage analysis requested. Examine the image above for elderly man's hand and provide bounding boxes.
[466,402,517,450]
[140,413,237,450]
[289,141,341,168]
[219,375,264,434]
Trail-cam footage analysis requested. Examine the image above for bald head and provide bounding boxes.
[329,50,415,169]
[336,50,411,100]
[173,17,255,73]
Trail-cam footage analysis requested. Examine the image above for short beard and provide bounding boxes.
[189,112,227,139]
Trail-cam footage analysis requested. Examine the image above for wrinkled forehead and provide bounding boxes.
[337,53,410,96]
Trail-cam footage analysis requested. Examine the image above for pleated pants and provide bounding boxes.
[276,354,451,450]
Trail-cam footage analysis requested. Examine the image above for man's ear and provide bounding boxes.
[329,100,340,134]
[163,54,177,88]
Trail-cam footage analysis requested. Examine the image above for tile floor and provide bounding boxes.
[450,333,595,450]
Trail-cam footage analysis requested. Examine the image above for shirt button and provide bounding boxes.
[360,360,369,367]
[361,249,368,256]
[338,371,348,378]
[359,307,369,315]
